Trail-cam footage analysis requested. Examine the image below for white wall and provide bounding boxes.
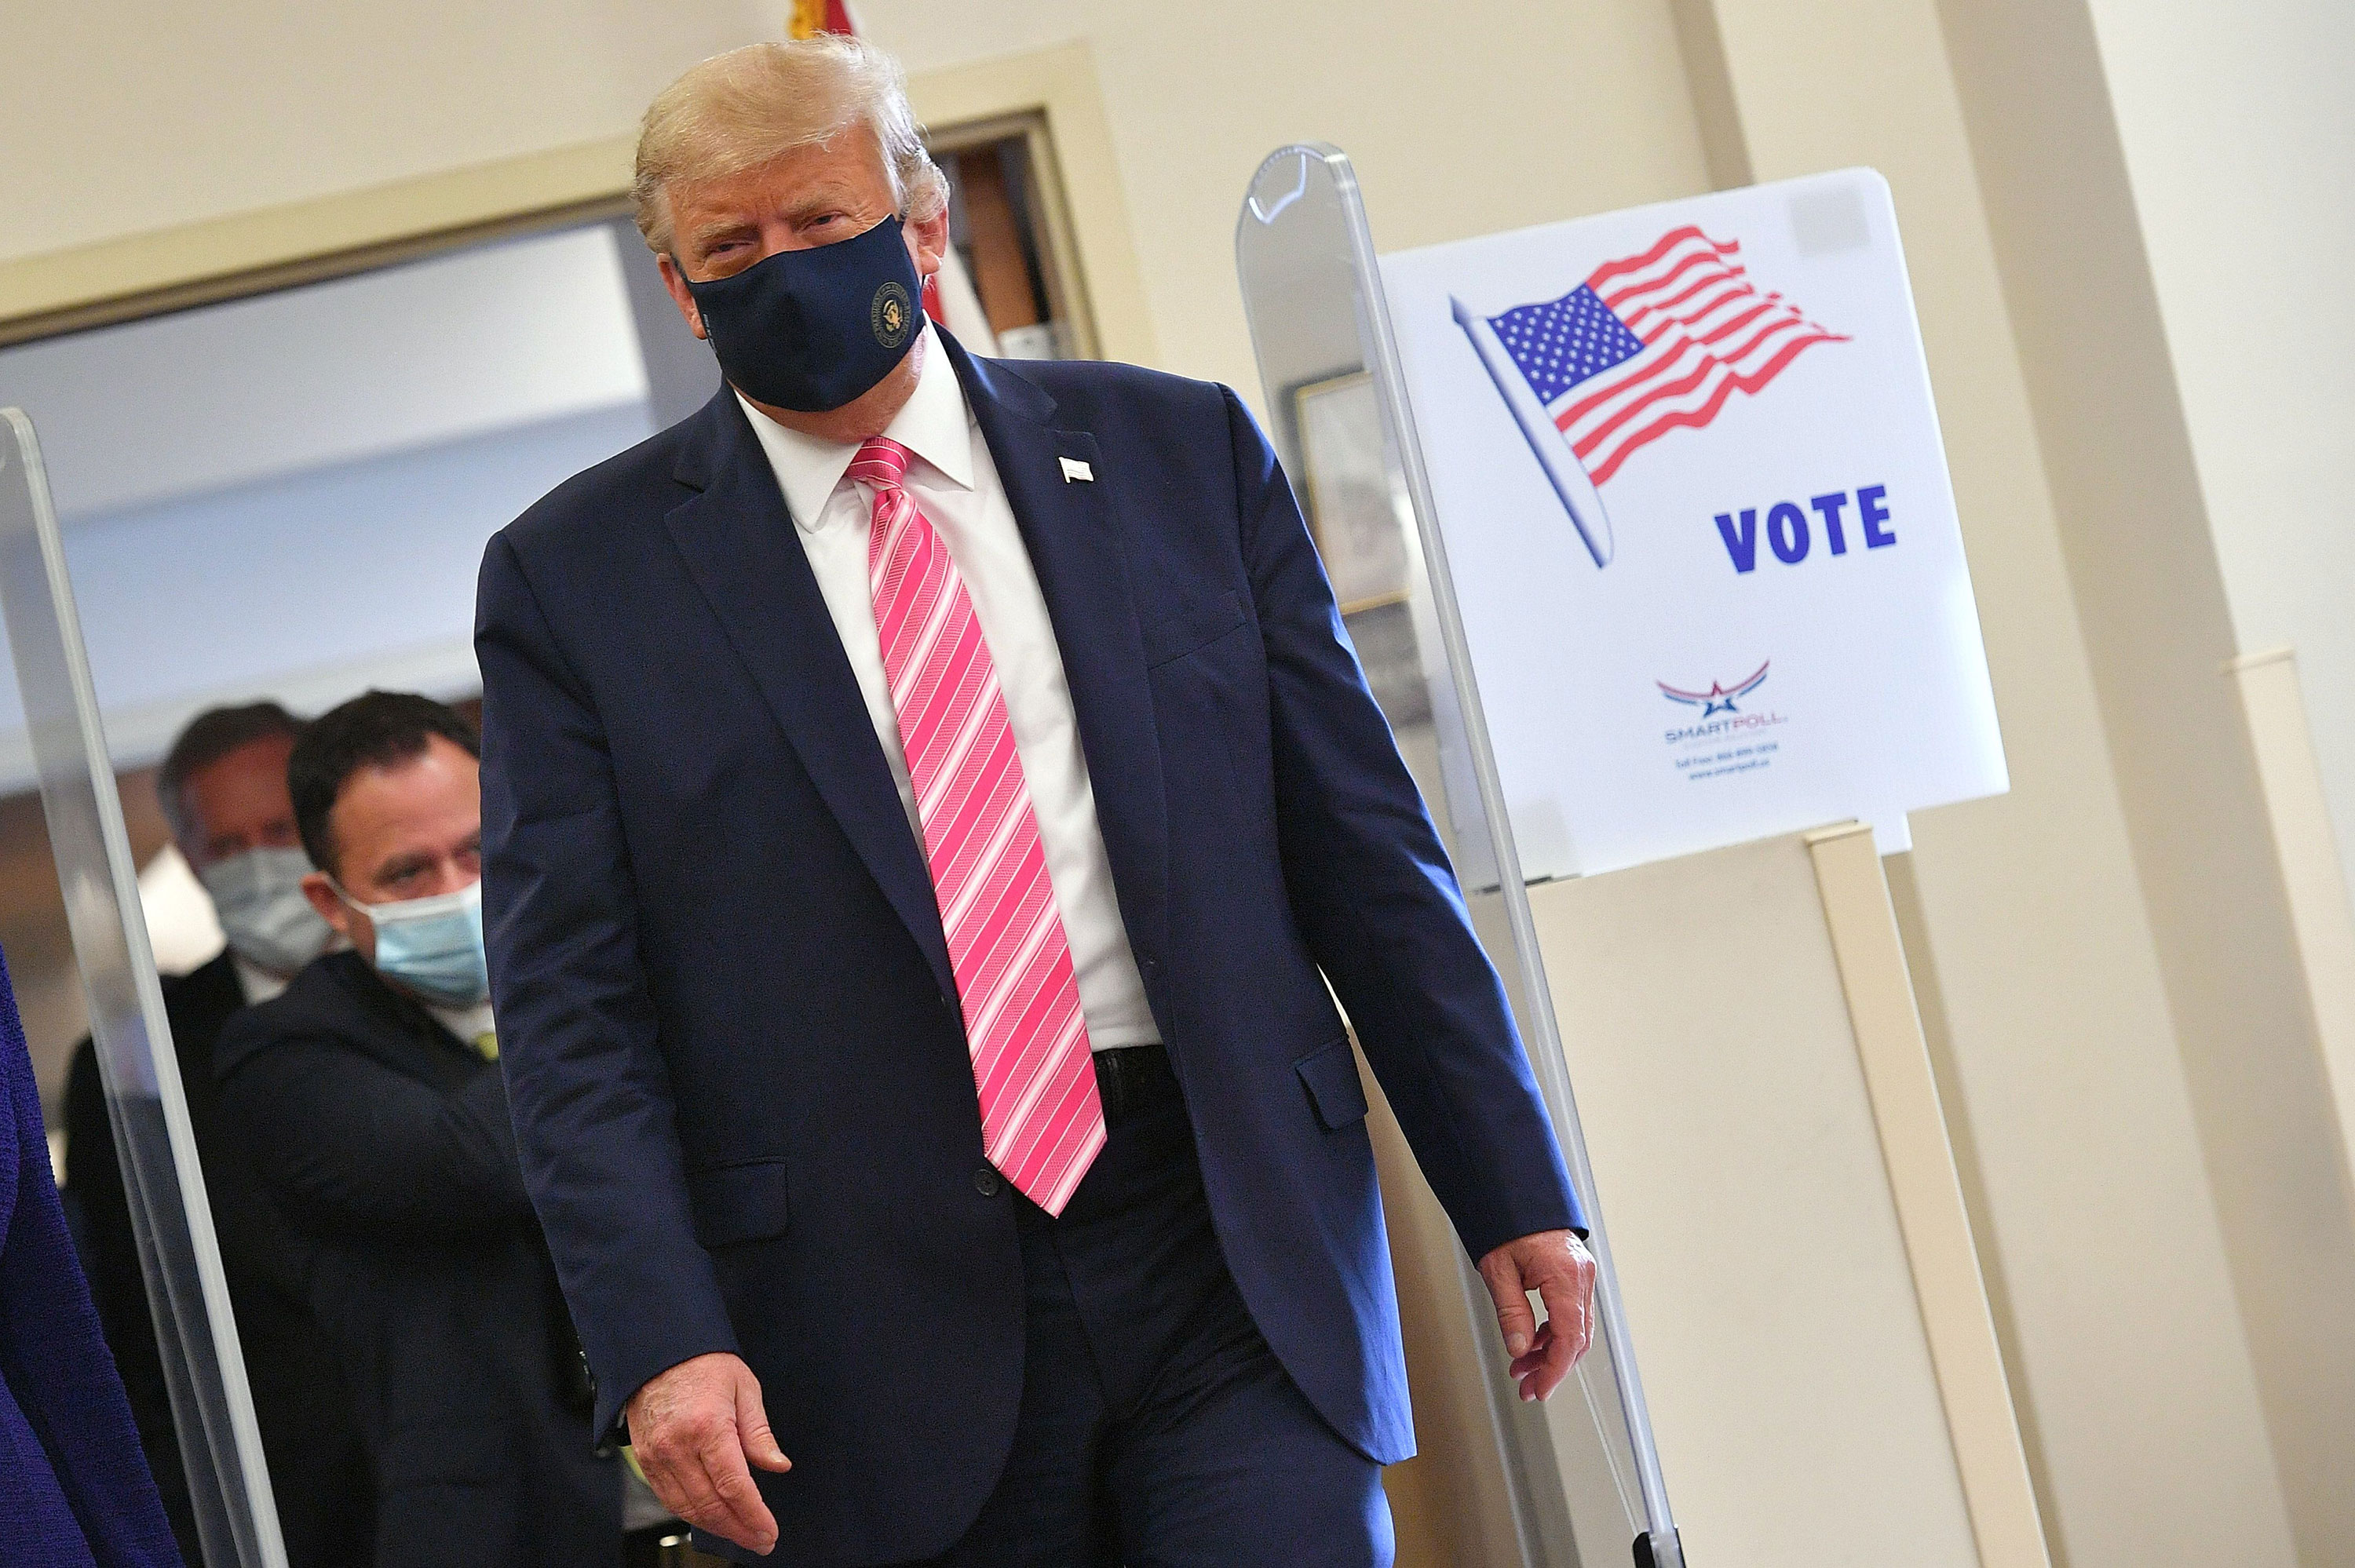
[34,401,648,749]
[0,223,654,786]
[0,226,646,520]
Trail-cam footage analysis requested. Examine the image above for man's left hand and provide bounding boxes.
[1477,1230,1597,1402]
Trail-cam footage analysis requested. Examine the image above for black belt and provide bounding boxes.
[1089,1043,1177,1128]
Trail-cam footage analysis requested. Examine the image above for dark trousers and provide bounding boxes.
[912,1047,1393,1568]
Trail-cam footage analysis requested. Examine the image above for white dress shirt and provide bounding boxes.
[427,999,499,1056]
[737,328,1157,1052]
[231,952,292,1006]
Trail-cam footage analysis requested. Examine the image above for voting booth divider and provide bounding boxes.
[0,410,289,1567]
[1237,146,2047,1566]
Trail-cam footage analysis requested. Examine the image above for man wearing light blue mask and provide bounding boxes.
[217,691,626,1568]
[61,702,369,1568]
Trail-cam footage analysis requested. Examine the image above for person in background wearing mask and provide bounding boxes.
[63,701,371,1566]
[214,691,636,1568]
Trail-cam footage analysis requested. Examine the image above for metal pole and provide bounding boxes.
[1306,151,1687,1568]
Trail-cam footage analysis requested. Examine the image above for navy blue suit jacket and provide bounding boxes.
[476,334,1580,1565]
[215,954,618,1568]
[2,943,181,1567]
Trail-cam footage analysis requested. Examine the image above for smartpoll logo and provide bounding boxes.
[1659,660,1790,766]
[1657,660,1769,717]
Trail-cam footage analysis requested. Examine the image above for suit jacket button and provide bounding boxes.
[973,1167,1002,1198]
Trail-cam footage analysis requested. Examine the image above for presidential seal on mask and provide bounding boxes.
[682,210,925,413]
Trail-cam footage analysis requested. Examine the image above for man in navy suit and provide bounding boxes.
[478,35,1593,1566]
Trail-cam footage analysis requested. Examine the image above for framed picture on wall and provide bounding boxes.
[1293,371,1413,614]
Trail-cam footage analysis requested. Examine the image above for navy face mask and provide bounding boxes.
[680,213,924,413]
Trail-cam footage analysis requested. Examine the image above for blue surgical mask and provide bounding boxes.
[199,845,334,977]
[680,213,923,412]
[338,878,491,1008]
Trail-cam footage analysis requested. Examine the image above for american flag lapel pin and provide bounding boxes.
[1059,457,1094,483]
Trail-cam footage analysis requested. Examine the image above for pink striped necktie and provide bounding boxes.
[853,436,1105,1216]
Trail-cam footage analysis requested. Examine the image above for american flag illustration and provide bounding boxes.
[1452,226,1846,568]
[1490,226,1846,486]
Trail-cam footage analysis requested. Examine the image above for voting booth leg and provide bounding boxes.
[1635,1530,1684,1568]
[1521,826,2046,1566]
[0,410,290,1568]
[1237,147,1684,1568]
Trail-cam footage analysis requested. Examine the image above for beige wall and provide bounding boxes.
[1676,2,2302,1561]
[1937,0,2355,1559]
[2085,0,2355,890]
[0,1,771,261]
[1531,830,1990,1566]
[0,0,1712,400]
[867,0,1710,398]
[9,2,2353,1564]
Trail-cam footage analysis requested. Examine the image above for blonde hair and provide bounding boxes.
[632,35,948,253]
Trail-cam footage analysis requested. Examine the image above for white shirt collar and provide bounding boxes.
[231,952,291,1006]
[428,998,498,1046]
[736,323,975,534]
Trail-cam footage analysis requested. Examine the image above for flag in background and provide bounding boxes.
[790,1,1002,356]
[1483,227,1845,487]
[787,0,855,35]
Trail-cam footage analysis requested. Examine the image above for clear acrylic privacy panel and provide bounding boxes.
[1236,148,1681,1568]
[0,410,285,1568]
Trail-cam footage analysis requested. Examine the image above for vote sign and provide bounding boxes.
[1380,167,2006,877]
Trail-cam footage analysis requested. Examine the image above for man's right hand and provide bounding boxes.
[626,1351,792,1554]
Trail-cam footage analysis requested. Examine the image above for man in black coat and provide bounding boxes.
[216,691,622,1568]
[63,702,371,1566]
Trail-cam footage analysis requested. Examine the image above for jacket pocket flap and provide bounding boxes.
[1143,591,1246,666]
[685,1158,791,1249]
[1294,1037,1370,1131]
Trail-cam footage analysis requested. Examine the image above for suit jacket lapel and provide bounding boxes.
[662,392,958,1001]
[947,338,1174,1008]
